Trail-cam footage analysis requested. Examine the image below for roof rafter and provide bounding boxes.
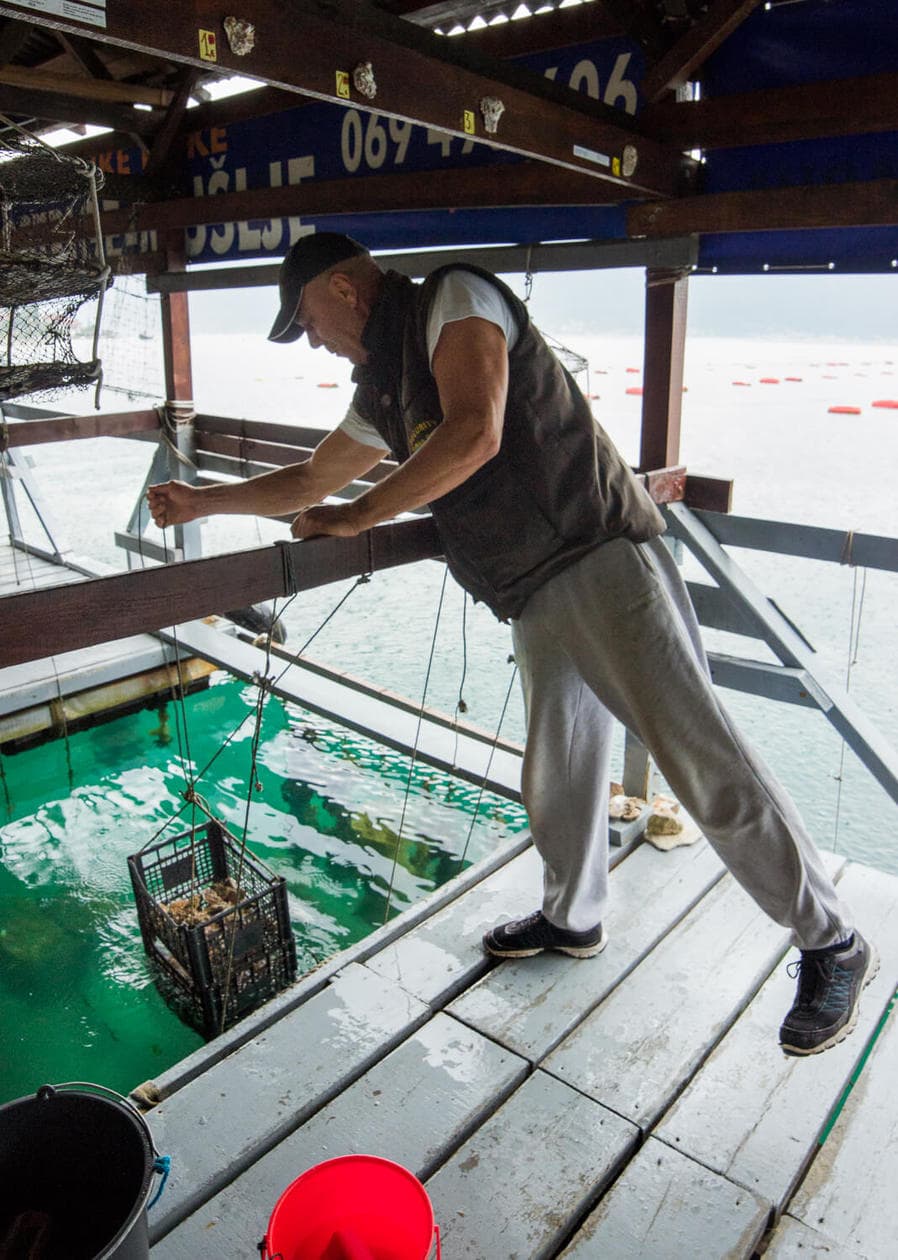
[644,73,898,149]
[629,178,898,236]
[0,0,690,197]
[641,0,763,103]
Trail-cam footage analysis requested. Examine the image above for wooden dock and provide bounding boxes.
[144,832,898,1259]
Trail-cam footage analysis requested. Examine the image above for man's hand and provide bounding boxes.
[291,501,363,539]
[147,480,201,528]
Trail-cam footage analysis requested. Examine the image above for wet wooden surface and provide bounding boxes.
[147,835,898,1260]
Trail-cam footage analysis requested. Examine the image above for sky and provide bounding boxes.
[188,267,897,345]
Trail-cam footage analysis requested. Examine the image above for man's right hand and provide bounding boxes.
[147,480,201,528]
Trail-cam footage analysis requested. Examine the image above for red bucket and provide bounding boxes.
[261,1155,440,1260]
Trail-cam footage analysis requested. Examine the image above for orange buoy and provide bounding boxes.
[872,399,898,409]
[828,405,861,415]
[759,377,780,384]
[625,367,640,374]
[732,380,751,387]
[625,386,643,396]
[317,382,339,389]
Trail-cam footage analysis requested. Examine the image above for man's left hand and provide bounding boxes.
[291,502,363,539]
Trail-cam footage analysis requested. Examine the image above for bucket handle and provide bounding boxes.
[257,1226,438,1259]
[40,1083,171,1209]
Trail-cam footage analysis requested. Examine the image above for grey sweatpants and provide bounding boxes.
[510,536,852,950]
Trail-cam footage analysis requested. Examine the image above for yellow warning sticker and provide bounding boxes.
[336,70,351,99]
[611,156,621,177]
[199,29,217,63]
[463,110,476,135]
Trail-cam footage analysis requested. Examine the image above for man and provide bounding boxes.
[149,231,876,1056]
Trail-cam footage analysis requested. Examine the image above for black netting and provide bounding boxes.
[0,117,109,405]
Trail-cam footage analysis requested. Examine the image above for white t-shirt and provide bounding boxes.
[338,270,519,452]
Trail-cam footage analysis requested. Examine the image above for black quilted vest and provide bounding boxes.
[351,266,665,619]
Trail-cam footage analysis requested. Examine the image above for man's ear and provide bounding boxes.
[328,272,358,309]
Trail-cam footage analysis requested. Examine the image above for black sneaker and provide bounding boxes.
[779,931,879,1056]
[483,910,607,959]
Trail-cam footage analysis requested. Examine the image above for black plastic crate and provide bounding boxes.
[128,819,297,1038]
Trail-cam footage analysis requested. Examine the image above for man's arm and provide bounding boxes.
[147,427,387,528]
[292,316,508,539]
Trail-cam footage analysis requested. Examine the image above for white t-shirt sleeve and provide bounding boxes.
[425,270,519,365]
[336,269,518,450]
[338,399,391,451]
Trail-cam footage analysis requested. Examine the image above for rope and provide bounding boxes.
[832,562,868,848]
[450,591,470,769]
[381,564,449,924]
[454,655,518,876]
[148,1155,171,1209]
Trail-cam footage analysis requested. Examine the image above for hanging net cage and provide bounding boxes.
[0,115,111,405]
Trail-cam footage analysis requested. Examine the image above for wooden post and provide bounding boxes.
[639,267,689,472]
[160,231,193,407]
[157,231,201,558]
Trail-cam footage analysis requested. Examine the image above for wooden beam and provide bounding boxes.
[643,73,898,150]
[641,0,764,104]
[2,410,160,447]
[0,519,442,669]
[159,234,193,404]
[144,67,198,177]
[55,30,113,80]
[83,162,611,243]
[629,179,898,237]
[639,268,688,470]
[0,63,173,106]
[0,82,156,133]
[0,0,687,197]
[683,475,733,514]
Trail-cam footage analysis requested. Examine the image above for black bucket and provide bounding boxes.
[0,1083,166,1260]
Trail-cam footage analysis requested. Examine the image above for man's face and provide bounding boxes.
[296,271,369,365]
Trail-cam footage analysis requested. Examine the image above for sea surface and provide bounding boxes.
[1,323,896,1103]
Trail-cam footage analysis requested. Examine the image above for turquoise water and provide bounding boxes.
[0,675,527,1106]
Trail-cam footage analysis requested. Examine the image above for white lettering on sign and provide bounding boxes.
[543,52,638,116]
[185,153,316,258]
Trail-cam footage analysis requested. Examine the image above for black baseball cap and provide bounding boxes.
[267,232,369,343]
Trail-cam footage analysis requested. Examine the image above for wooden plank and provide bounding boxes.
[93,162,616,239]
[0,634,177,715]
[653,861,894,1215]
[765,1215,867,1259]
[3,410,160,447]
[692,510,898,573]
[146,963,430,1241]
[448,839,726,1062]
[780,898,898,1255]
[684,474,734,514]
[166,619,523,800]
[150,236,700,295]
[629,179,898,238]
[639,270,688,471]
[0,518,442,668]
[0,63,173,106]
[363,844,544,1006]
[540,871,808,1130]
[559,1137,769,1258]
[425,1069,639,1259]
[644,73,898,150]
[0,0,684,197]
[195,415,332,450]
[708,654,825,709]
[151,1012,529,1258]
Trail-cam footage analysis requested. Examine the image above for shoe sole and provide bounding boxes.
[780,942,880,1056]
[484,927,608,960]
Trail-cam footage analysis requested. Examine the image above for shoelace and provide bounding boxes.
[787,953,844,1010]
